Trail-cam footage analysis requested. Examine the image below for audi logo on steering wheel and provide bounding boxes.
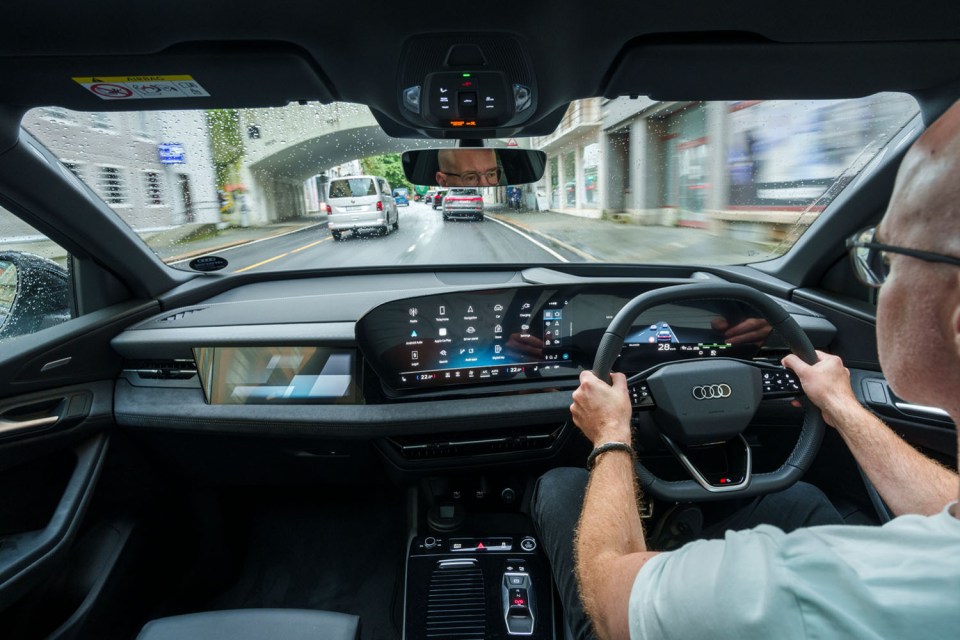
[691,384,732,400]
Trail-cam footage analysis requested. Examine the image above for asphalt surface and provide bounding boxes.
[159,202,781,275]
[190,202,574,274]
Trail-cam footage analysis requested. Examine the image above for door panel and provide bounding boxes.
[0,382,112,613]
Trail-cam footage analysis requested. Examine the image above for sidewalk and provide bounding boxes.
[1,215,327,267]
[492,208,780,264]
[157,216,326,263]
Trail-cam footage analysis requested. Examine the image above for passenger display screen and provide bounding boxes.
[356,286,767,391]
[194,346,360,404]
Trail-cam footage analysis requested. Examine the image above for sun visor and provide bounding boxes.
[603,40,960,101]
[0,43,335,110]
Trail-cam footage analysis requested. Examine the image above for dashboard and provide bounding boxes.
[356,284,777,393]
[113,270,837,409]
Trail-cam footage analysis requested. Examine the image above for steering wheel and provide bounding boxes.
[592,283,825,502]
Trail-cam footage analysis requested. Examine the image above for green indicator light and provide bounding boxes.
[462,73,472,78]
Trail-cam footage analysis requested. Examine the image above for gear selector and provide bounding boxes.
[502,571,535,635]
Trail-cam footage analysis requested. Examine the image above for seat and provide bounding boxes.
[136,608,360,640]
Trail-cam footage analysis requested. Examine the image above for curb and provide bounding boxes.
[490,214,599,262]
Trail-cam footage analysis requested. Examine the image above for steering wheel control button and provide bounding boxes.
[423,536,437,550]
[520,536,537,552]
[629,382,655,408]
[762,368,802,397]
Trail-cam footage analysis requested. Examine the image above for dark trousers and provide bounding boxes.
[530,467,845,640]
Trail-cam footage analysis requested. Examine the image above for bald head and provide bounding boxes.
[436,149,499,188]
[882,99,960,255]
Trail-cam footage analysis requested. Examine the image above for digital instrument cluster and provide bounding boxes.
[356,285,768,391]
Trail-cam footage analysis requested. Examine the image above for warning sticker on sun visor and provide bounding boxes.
[72,75,210,100]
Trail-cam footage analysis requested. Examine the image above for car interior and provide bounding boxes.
[0,2,958,639]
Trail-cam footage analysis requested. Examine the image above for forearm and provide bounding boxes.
[575,450,649,638]
[833,401,958,516]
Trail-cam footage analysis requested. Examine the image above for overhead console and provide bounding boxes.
[356,284,830,396]
[395,35,540,136]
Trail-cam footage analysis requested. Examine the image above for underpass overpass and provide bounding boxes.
[235,103,447,224]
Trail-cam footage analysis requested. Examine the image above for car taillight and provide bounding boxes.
[322,203,331,214]
[470,197,482,202]
[376,201,383,211]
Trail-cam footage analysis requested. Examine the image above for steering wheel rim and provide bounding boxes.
[592,282,825,502]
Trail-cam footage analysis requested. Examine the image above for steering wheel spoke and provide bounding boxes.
[661,433,753,492]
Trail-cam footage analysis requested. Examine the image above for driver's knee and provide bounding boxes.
[532,467,589,536]
[758,481,844,531]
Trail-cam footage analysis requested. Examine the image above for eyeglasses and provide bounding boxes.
[438,167,501,186]
[846,226,960,288]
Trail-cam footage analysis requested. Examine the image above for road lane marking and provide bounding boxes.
[486,216,568,262]
[491,215,598,262]
[234,236,332,273]
[406,244,417,253]
[169,221,328,265]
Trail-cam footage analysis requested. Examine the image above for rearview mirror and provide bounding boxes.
[402,148,546,187]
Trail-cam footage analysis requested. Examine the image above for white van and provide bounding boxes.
[324,175,399,240]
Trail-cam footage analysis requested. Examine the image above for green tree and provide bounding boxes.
[360,154,410,193]
[206,109,244,188]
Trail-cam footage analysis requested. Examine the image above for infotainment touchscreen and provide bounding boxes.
[356,286,767,391]
[193,346,360,404]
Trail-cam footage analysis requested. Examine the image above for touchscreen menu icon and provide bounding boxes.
[544,309,563,345]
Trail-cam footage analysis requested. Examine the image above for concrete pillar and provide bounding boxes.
[706,102,729,213]
[557,151,566,210]
[597,131,609,212]
[630,117,648,212]
[542,157,552,210]
[574,143,584,210]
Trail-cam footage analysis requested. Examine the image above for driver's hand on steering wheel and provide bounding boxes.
[571,371,633,446]
[782,350,861,428]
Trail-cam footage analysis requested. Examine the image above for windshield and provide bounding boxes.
[21,95,918,273]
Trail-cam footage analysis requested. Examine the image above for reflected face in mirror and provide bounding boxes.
[436,149,502,188]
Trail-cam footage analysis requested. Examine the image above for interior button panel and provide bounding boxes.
[761,367,802,397]
[413,71,523,128]
[629,382,655,408]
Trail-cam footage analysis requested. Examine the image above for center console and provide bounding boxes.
[404,475,556,639]
[404,532,554,639]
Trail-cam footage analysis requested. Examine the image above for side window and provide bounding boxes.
[0,204,74,344]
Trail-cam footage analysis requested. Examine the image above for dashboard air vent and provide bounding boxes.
[425,560,486,639]
[157,307,206,323]
[389,425,561,460]
[125,359,198,380]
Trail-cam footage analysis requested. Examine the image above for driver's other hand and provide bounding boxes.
[571,370,633,446]
[781,350,859,428]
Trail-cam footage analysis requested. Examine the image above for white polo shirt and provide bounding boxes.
[630,502,960,639]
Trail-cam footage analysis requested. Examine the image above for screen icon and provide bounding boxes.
[411,351,418,360]
[439,305,446,315]
[440,350,447,356]
[494,304,504,311]
[466,326,476,334]
[439,328,448,336]
[411,330,418,337]
[495,345,502,354]
[409,308,418,317]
